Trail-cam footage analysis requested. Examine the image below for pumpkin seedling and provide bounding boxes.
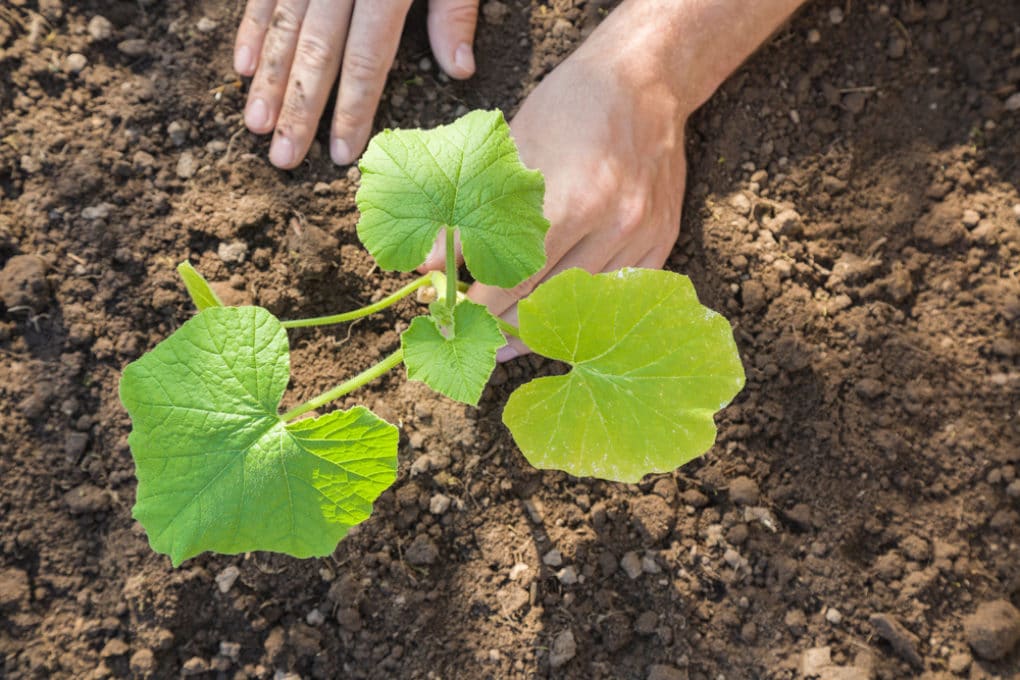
[119,110,745,566]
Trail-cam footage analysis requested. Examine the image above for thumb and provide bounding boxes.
[427,0,479,80]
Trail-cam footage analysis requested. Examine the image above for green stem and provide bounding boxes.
[281,274,431,329]
[281,349,405,422]
[445,228,457,313]
[496,318,521,339]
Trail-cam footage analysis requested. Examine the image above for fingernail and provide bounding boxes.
[246,98,269,130]
[454,43,475,75]
[270,135,294,167]
[331,138,352,165]
[496,345,519,363]
[234,45,254,74]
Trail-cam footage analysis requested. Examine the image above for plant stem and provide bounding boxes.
[281,274,431,329]
[496,318,521,338]
[445,228,457,313]
[281,349,405,422]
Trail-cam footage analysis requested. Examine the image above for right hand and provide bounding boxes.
[234,0,480,169]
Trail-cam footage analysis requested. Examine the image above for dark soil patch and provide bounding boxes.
[2,1,1018,679]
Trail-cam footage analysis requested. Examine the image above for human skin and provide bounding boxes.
[234,0,807,359]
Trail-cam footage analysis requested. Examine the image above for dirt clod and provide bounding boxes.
[963,600,1020,661]
[869,613,923,668]
[0,254,49,310]
[0,568,30,608]
[630,494,675,544]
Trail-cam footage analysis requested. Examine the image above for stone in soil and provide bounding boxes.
[87,15,114,41]
[620,551,643,579]
[962,599,1020,661]
[548,630,576,669]
[0,254,49,310]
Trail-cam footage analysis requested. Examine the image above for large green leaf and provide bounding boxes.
[119,306,398,566]
[503,268,745,483]
[355,109,549,288]
[401,300,504,406]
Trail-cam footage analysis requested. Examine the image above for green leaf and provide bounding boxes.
[401,299,504,405]
[503,268,745,483]
[177,261,223,310]
[119,306,398,566]
[356,109,549,288]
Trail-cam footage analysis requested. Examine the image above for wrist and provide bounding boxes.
[577,0,807,117]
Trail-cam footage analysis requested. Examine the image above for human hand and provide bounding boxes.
[234,0,480,169]
[420,41,690,361]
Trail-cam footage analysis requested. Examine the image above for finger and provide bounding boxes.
[234,0,275,75]
[244,0,311,134]
[270,0,354,168]
[495,306,529,362]
[635,241,676,270]
[602,230,673,272]
[417,228,463,273]
[427,0,479,79]
[331,0,413,165]
[469,231,614,320]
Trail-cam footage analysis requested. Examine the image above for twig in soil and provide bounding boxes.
[891,17,912,45]
[332,317,364,349]
[219,124,247,166]
[839,85,878,94]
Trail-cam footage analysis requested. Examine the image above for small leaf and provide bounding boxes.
[177,261,223,310]
[119,306,398,566]
[356,109,549,288]
[503,268,745,483]
[401,300,504,405]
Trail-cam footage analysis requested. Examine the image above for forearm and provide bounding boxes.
[576,0,808,116]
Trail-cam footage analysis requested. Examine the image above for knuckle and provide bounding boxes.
[279,90,313,128]
[342,50,385,84]
[294,33,334,72]
[445,3,479,27]
[269,7,302,35]
[615,197,649,239]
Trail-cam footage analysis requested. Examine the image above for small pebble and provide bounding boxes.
[176,151,197,179]
[429,493,451,515]
[542,549,563,567]
[962,209,981,227]
[168,120,190,147]
[1005,93,1020,112]
[87,15,114,41]
[118,39,150,57]
[556,566,578,585]
[621,551,643,579]
[828,7,844,24]
[825,607,843,624]
[305,608,325,626]
[807,28,821,44]
[196,17,218,33]
[215,566,240,594]
[549,630,576,669]
[217,240,248,265]
[64,53,88,74]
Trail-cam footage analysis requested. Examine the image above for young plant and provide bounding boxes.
[119,110,745,566]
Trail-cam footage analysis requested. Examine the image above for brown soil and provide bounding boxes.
[2,1,1019,679]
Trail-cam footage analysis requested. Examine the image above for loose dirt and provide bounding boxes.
[1,1,1018,678]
